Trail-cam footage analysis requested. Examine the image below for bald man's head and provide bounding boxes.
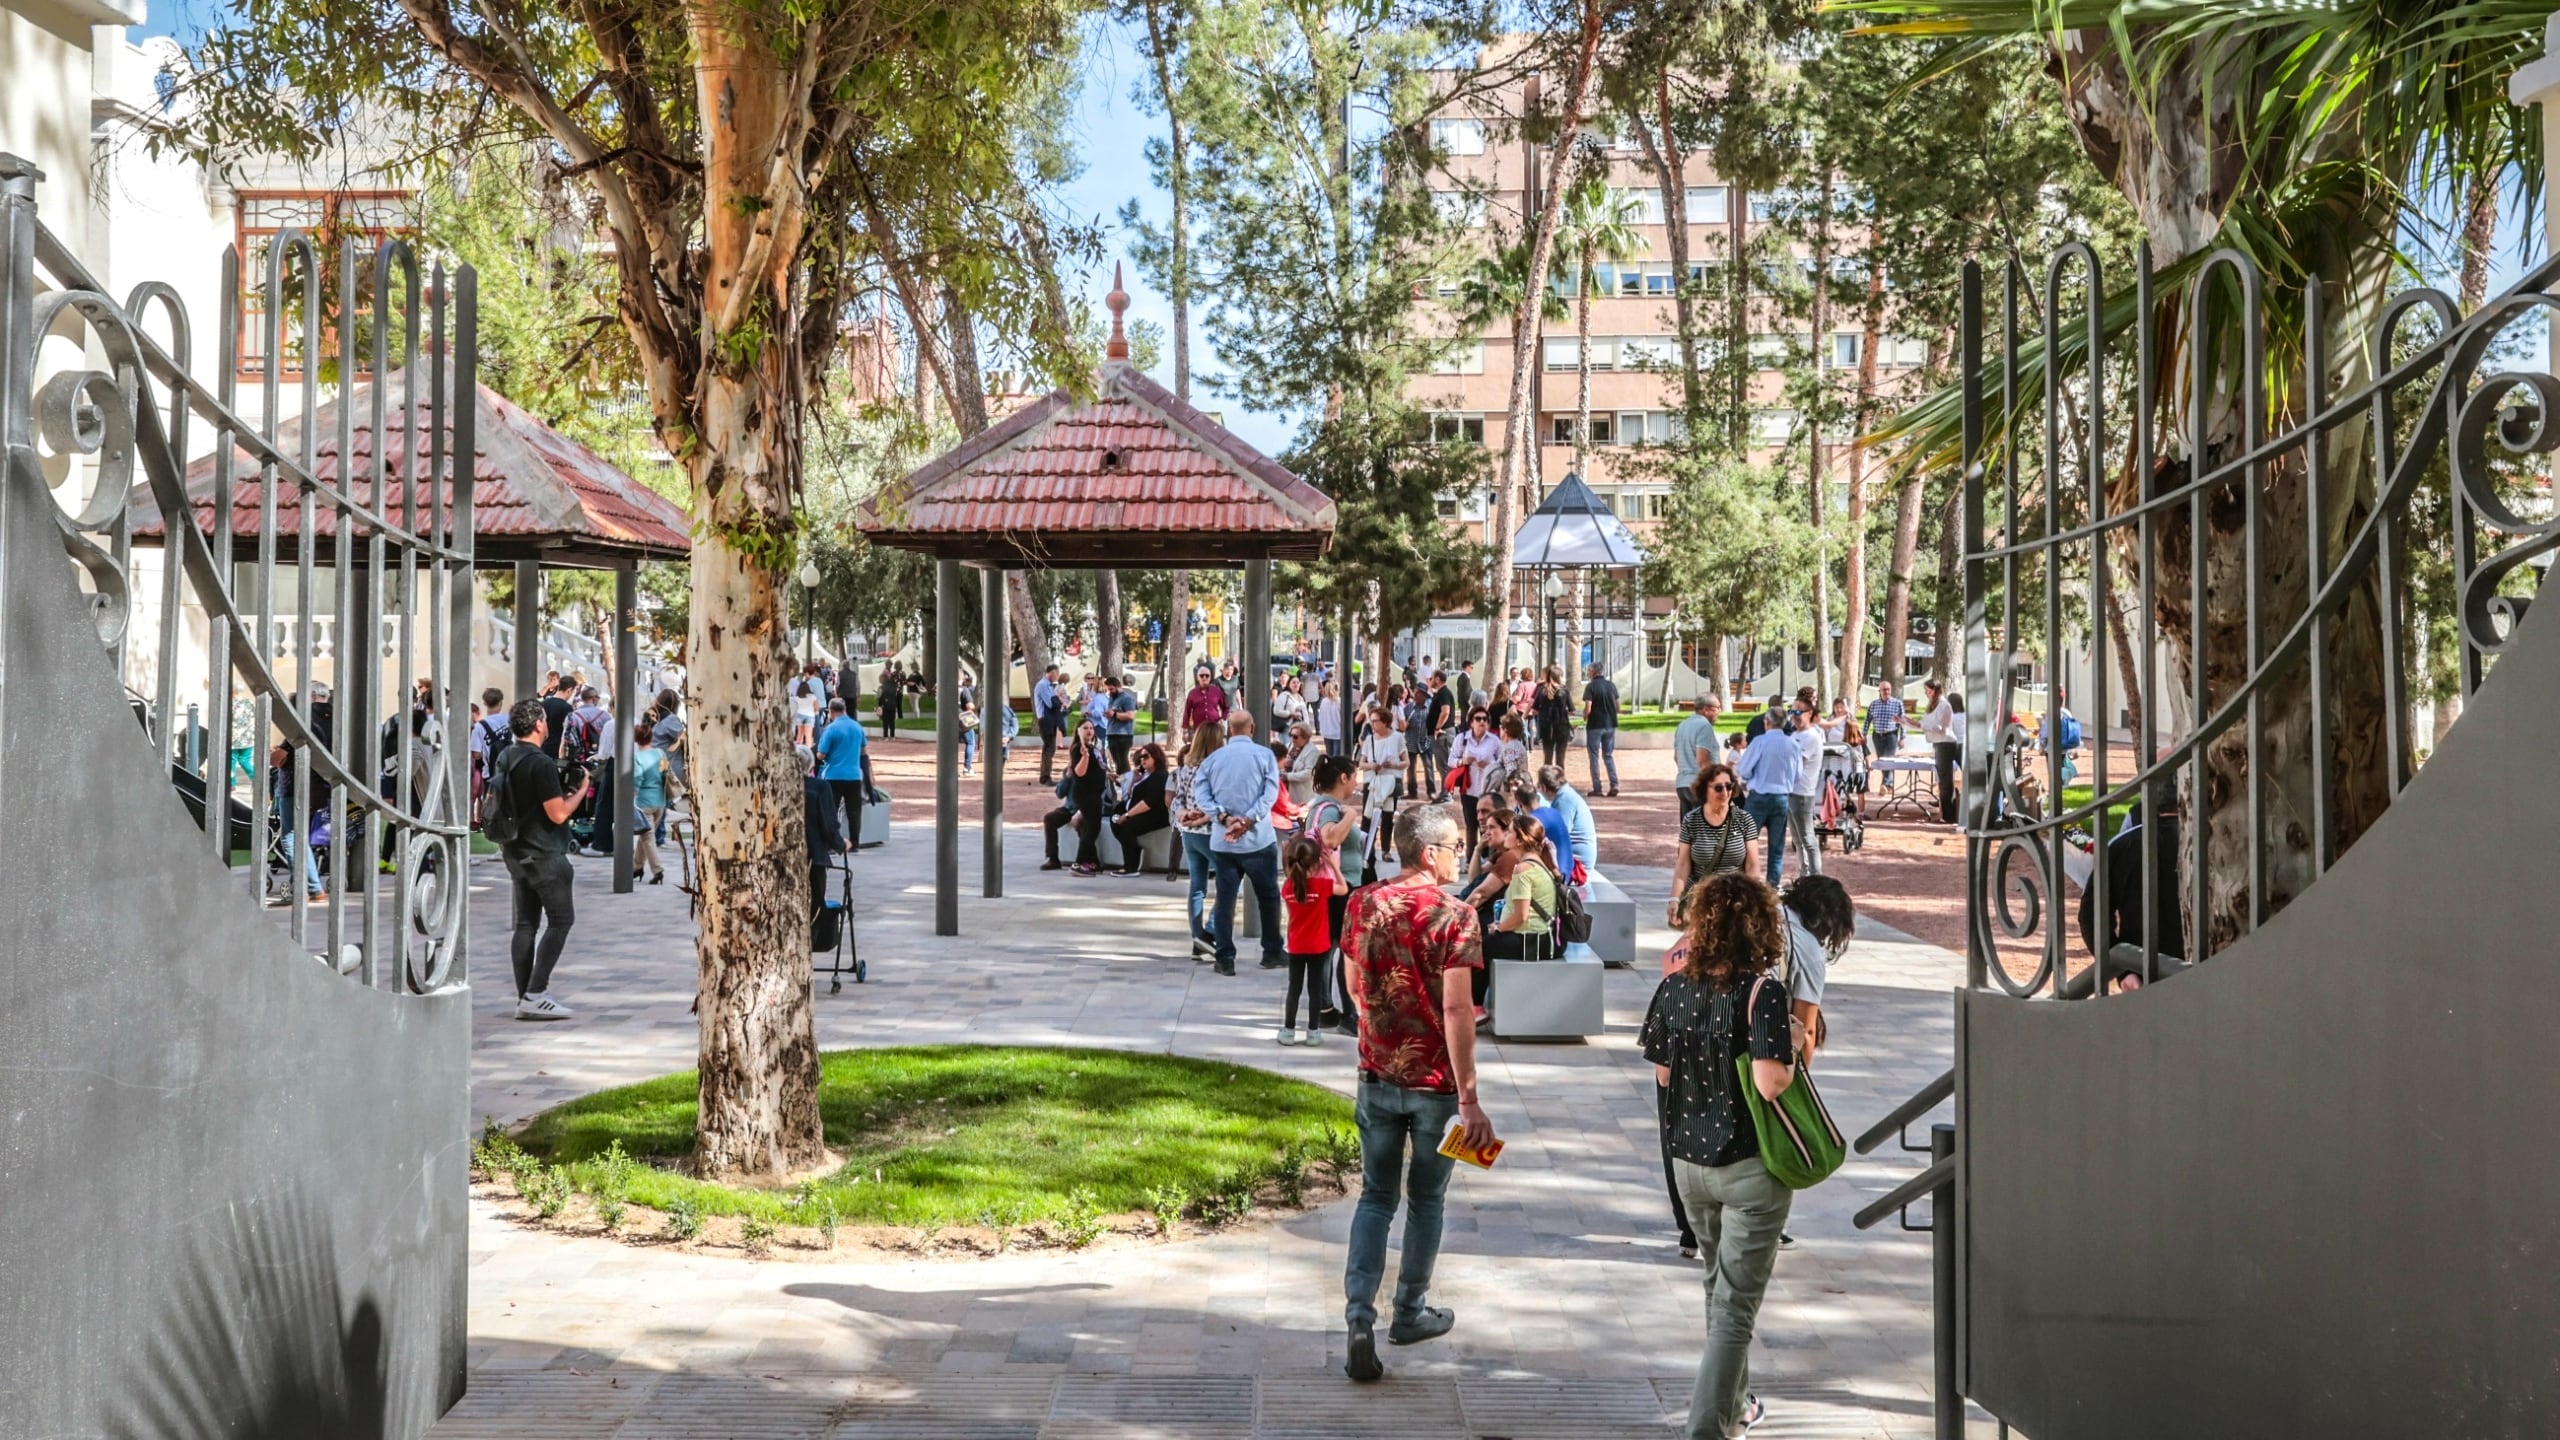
[1225,711,1255,737]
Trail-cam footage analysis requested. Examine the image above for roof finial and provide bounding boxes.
[1105,262,1131,365]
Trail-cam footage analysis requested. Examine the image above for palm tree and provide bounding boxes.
[1556,177,1648,479]
[1846,0,2542,950]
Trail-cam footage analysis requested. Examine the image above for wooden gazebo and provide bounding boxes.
[858,272,1335,934]
[129,367,691,894]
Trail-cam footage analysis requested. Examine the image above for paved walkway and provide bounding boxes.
[448,769,1974,1438]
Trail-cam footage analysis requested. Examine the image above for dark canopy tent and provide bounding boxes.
[857,273,1335,935]
[129,366,691,894]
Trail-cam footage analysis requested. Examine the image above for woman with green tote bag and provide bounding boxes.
[1640,872,1797,1439]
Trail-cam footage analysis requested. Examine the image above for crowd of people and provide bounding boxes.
[458,637,2083,1436]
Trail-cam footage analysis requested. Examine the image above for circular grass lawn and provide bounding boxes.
[512,1044,1358,1230]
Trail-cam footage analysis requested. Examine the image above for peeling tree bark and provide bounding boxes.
[685,15,822,1181]
[1485,2,1604,671]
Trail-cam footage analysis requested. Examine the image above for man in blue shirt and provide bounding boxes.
[1192,711,1283,976]
[1536,764,1598,872]
[1032,665,1065,784]
[1866,682,1908,757]
[815,699,878,853]
[1730,716,1803,888]
[1104,675,1139,771]
[1671,694,1723,823]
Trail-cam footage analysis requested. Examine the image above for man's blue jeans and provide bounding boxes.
[1211,842,1283,967]
[1585,726,1619,793]
[1343,1076,1460,1329]
[1181,830,1215,947]
[1743,790,1791,888]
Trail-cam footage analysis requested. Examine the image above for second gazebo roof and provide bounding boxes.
[857,360,1334,567]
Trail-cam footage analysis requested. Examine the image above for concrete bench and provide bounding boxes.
[1581,871,1637,966]
[1098,823,1176,873]
[1492,952,1606,1040]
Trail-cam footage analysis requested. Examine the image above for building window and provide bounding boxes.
[1551,413,1615,445]
[1543,337,1582,371]
[1754,409,1800,444]
[1685,186,1727,224]
[1747,333,1790,368]
[1880,335,1931,368]
[1430,189,1487,228]
[1430,412,1486,445]
[1615,409,1683,443]
[1431,340,1486,375]
[1431,118,1487,156]
[235,189,413,377]
[1611,187,1665,226]
[1616,335,1675,370]
[1829,332,1862,368]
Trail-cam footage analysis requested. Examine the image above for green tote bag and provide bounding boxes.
[1733,974,1847,1189]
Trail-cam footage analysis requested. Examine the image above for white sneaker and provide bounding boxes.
[1275,1026,1298,1046]
[516,993,573,1022]
[1300,1028,1321,1047]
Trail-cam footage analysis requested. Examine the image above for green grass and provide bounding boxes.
[1609,709,1754,733]
[511,1045,1357,1228]
[2056,784,2137,842]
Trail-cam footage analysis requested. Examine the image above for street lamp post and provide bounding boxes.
[1542,572,1565,675]
[796,558,821,660]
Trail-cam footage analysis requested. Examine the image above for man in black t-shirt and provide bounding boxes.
[1422,673,1456,795]
[1580,663,1622,796]
[539,676,575,759]
[496,698,589,1021]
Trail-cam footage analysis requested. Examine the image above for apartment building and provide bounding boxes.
[1399,48,1934,678]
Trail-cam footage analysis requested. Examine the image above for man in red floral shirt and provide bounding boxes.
[1337,801,1497,1383]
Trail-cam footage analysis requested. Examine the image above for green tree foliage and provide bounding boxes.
[1129,0,1496,656]
[160,0,1089,1182]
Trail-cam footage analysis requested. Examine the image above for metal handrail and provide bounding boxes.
[1855,1067,1952,1155]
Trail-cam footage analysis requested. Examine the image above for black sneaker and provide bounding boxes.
[1387,1306,1455,1346]
[1344,1322,1383,1382]
[1778,1231,1797,1250]
[1214,961,1235,976]
[1259,955,1285,970]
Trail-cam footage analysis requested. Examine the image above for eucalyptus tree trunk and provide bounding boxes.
[1097,570,1126,679]
[1639,66,1705,419]
[1840,264,1881,698]
[1142,0,1192,734]
[1485,0,1605,671]
[683,16,822,1181]
[1806,169,1834,708]
[1574,245,1596,477]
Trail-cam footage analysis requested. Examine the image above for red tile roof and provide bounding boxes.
[131,368,691,567]
[858,365,1333,565]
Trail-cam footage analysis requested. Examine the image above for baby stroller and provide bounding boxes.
[813,853,862,993]
[1815,763,1866,855]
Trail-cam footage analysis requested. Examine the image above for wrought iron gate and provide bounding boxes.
[1859,239,2560,1439]
[0,154,474,1435]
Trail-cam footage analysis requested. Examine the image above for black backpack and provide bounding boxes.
[479,746,525,845]
[1553,876,1594,946]
[561,709,603,767]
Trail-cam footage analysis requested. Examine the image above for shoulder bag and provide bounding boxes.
[1732,973,1846,1189]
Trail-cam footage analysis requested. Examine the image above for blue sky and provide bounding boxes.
[135,3,1296,449]
[136,1,2542,420]
[1045,18,1304,453]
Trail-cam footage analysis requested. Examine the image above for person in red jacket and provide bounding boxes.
[1182,662,1230,739]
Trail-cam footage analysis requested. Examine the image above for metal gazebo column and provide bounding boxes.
[935,558,961,936]
[611,557,638,894]
[982,564,1006,898]
[1243,559,1272,737]
[512,560,539,705]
